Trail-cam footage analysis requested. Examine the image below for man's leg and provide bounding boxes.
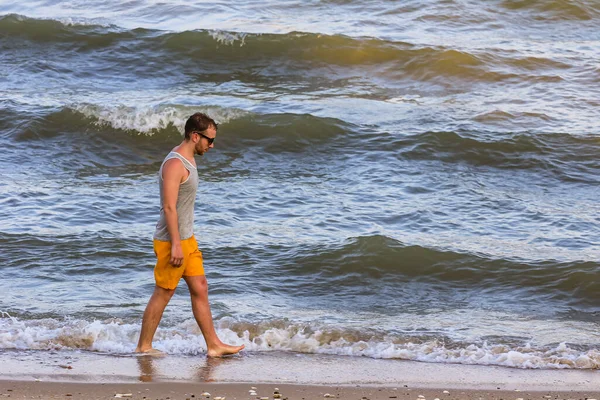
[184,275,244,357]
[136,285,175,353]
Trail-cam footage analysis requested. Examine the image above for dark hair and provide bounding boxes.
[184,112,218,140]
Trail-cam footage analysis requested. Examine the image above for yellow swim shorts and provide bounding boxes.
[153,235,204,290]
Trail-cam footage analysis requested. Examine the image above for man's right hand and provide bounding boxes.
[170,242,184,267]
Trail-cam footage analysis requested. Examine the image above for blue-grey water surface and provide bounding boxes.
[0,0,599,369]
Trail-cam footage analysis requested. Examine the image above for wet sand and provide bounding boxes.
[1,381,599,400]
[0,350,598,399]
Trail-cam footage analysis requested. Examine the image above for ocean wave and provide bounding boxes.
[260,235,600,306]
[75,102,348,147]
[0,12,116,28]
[499,0,600,21]
[6,103,248,143]
[1,231,598,311]
[0,315,598,369]
[0,13,125,41]
[8,104,350,157]
[74,103,250,135]
[0,14,577,85]
[393,130,600,183]
[5,102,599,182]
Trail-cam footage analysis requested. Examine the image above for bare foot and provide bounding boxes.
[207,343,245,357]
[134,348,166,357]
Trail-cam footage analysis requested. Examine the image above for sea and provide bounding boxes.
[0,0,599,374]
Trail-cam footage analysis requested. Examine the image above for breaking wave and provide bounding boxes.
[1,314,598,369]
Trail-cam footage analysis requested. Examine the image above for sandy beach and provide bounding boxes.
[1,380,600,400]
[0,351,598,400]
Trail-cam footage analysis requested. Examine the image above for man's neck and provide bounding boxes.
[173,141,196,163]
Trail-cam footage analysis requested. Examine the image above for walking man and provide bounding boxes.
[136,112,244,357]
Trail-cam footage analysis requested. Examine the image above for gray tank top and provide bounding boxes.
[154,151,199,241]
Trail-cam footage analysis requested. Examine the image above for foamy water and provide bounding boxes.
[1,313,599,369]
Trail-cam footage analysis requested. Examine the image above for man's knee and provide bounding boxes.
[185,275,208,297]
[154,286,176,301]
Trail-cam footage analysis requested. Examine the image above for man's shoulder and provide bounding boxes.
[163,156,185,168]
[162,157,187,179]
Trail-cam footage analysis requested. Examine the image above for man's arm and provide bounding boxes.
[161,158,188,267]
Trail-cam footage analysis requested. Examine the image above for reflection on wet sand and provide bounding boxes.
[195,357,235,382]
[136,355,159,382]
[136,354,243,382]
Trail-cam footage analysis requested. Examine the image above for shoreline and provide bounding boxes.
[1,381,599,400]
[0,350,598,399]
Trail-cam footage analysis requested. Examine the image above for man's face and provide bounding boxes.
[193,126,217,156]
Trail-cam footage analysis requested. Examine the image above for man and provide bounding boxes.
[136,112,244,357]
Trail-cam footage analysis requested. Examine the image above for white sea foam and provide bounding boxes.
[73,104,250,135]
[52,16,116,28]
[7,14,115,28]
[208,30,249,47]
[0,315,598,369]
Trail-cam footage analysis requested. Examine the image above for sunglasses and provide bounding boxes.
[193,131,215,145]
